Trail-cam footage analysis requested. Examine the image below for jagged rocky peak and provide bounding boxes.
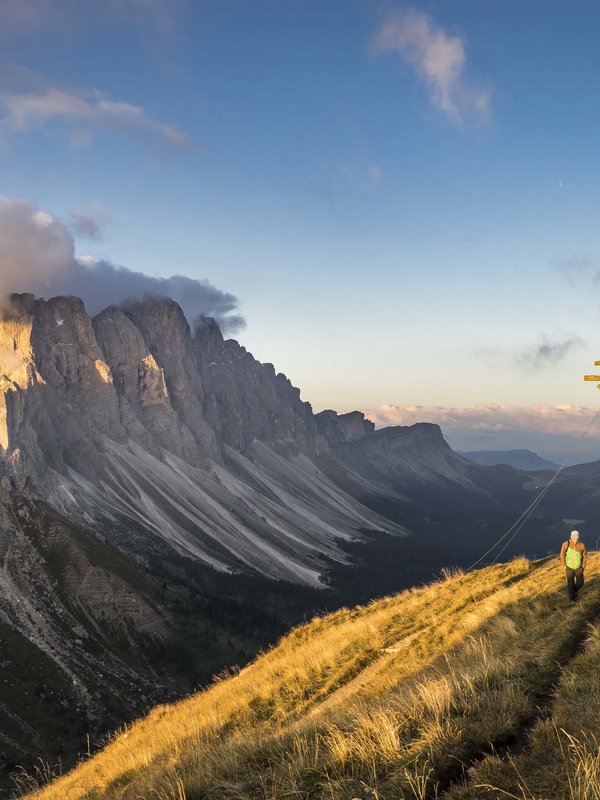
[315,409,375,443]
[0,293,377,465]
[91,305,204,463]
[1,292,115,394]
[92,305,167,405]
[0,292,403,585]
[193,314,324,455]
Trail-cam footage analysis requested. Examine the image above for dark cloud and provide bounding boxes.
[0,196,244,334]
[516,336,583,370]
[71,208,104,240]
[473,336,584,372]
[551,253,600,284]
[67,259,245,333]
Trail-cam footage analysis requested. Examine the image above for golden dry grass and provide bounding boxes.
[23,553,600,800]
[447,583,600,800]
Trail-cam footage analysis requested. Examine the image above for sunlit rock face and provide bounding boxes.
[0,293,397,585]
[0,294,123,487]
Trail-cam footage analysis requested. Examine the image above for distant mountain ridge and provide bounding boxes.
[458,448,560,471]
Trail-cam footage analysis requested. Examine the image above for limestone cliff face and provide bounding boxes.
[0,293,393,584]
[0,294,338,486]
[0,294,124,489]
[92,305,203,464]
[193,316,324,455]
[123,298,219,460]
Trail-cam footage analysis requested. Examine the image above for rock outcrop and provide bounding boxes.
[315,409,375,443]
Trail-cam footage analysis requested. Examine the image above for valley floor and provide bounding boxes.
[23,555,600,800]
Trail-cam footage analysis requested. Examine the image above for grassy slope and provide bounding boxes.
[24,554,600,800]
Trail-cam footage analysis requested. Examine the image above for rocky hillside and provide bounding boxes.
[26,554,600,800]
[0,484,311,787]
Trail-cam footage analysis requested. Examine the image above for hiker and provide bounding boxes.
[560,530,587,601]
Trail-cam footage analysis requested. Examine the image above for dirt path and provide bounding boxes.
[435,600,600,800]
[305,629,424,720]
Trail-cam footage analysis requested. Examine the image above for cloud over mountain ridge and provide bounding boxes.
[0,195,244,332]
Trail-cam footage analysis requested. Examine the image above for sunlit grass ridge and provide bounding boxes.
[28,554,600,800]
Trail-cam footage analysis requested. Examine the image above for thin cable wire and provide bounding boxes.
[467,406,600,571]
[466,405,600,572]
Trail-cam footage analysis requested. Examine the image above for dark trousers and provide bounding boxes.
[566,567,584,600]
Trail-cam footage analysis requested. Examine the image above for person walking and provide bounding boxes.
[560,530,587,601]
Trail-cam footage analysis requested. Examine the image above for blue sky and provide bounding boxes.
[3,0,600,459]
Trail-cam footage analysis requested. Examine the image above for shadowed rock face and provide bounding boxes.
[92,305,204,465]
[0,478,175,784]
[193,315,322,455]
[315,409,375,443]
[0,293,401,586]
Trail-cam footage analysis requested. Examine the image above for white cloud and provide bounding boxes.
[32,210,53,228]
[0,75,192,150]
[372,7,490,125]
[0,196,244,333]
[0,0,178,38]
[366,403,596,434]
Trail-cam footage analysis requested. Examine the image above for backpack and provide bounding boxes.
[565,543,583,569]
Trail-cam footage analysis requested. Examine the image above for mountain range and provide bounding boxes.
[1,292,600,790]
[458,448,560,471]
